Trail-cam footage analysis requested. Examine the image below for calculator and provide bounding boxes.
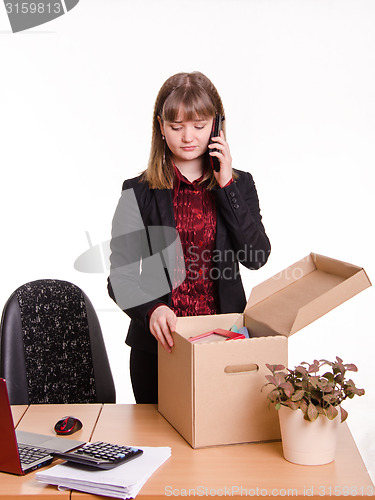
[53,441,143,469]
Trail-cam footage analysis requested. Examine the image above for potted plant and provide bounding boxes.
[264,356,365,465]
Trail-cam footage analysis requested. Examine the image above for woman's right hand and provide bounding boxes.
[149,305,177,353]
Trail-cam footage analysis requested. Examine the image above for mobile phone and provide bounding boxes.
[208,114,224,172]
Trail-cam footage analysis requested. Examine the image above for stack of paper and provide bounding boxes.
[36,446,171,499]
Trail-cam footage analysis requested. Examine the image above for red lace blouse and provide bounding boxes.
[170,167,219,316]
[148,167,233,319]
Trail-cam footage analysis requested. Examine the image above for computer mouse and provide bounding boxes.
[54,416,83,435]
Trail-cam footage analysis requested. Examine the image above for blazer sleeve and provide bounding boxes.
[213,170,271,270]
[107,178,170,329]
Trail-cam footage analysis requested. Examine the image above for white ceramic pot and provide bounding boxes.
[278,405,341,465]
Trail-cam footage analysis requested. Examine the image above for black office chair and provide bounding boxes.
[0,279,116,405]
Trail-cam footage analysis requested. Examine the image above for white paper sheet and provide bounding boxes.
[36,446,171,499]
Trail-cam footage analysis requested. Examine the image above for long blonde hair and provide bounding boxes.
[142,72,232,190]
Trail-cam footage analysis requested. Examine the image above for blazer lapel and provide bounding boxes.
[153,188,175,228]
[151,189,180,279]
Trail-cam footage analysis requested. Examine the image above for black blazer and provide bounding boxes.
[108,169,271,353]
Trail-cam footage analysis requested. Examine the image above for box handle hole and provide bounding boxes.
[224,364,259,374]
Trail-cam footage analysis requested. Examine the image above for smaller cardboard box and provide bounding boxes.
[158,253,371,448]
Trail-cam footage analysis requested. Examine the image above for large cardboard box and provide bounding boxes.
[158,253,371,448]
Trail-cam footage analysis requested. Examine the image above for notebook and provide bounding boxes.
[0,378,85,475]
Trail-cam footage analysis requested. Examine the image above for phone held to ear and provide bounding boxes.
[209,114,224,172]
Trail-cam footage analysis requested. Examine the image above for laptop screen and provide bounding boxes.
[0,378,23,475]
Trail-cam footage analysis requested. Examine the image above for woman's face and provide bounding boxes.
[158,109,214,166]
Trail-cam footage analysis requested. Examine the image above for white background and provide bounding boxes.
[0,0,374,483]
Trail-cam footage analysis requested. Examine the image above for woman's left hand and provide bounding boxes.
[208,130,233,187]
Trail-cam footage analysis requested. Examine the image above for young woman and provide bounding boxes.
[108,71,271,403]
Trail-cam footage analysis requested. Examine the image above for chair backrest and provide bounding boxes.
[0,279,116,405]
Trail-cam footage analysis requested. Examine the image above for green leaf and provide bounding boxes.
[274,364,286,371]
[295,365,308,377]
[334,374,344,386]
[275,403,281,410]
[309,376,320,388]
[267,389,280,402]
[266,363,285,373]
[291,390,305,402]
[322,371,334,383]
[308,360,320,373]
[317,406,325,415]
[299,399,308,414]
[323,394,336,403]
[265,375,277,386]
[285,401,299,411]
[307,402,319,422]
[340,406,348,423]
[280,381,294,398]
[325,404,339,420]
[275,372,286,385]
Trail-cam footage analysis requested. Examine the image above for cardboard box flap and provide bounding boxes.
[245,253,371,338]
[158,332,194,444]
[290,266,371,334]
[245,254,317,310]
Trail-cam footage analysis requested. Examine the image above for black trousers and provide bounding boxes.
[129,348,158,404]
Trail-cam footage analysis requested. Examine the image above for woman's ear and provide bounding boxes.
[157,116,165,138]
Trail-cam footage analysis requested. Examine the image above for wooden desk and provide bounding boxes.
[1,404,373,499]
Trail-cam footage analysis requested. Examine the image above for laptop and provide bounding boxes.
[0,378,85,475]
